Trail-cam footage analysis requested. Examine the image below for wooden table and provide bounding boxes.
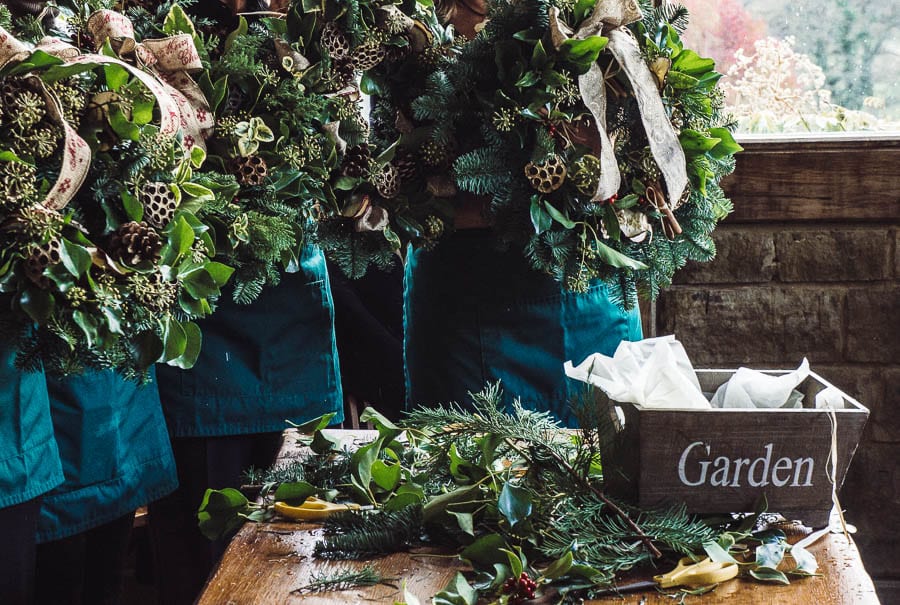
[199,430,880,605]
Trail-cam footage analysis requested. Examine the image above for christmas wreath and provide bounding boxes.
[0,4,231,376]
[340,0,741,304]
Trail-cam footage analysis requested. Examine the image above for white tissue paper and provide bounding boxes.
[815,386,846,410]
[564,335,711,408]
[710,358,810,408]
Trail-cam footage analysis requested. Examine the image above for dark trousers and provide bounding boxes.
[34,511,136,605]
[148,432,282,605]
[0,496,42,605]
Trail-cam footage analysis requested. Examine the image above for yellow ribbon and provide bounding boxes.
[87,10,214,151]
[551,0,688,225]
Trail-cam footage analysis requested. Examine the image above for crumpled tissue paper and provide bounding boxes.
[564,335,711,408]
[710,358,810,408]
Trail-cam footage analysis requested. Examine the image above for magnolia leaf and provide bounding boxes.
[595,240,647,270]
[530,196,552,234]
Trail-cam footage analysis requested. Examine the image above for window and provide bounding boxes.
[679,0,900,134]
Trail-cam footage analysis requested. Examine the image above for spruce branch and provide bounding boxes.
[291,564,387,594]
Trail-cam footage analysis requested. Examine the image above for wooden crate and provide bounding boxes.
[604,370,868,527]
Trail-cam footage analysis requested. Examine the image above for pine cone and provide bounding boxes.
[140,181,178,228]
[373,163,400,199]
[350,42,386,71]
[341,144,371,177]
[232,155,268,186]
[391,148,419,182]
[107,221,162,266]
[23,238,61,287]
[320,22,350,59]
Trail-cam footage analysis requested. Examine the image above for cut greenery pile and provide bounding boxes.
[200,384,820,601]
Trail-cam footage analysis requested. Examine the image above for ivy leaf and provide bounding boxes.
[515,70,540,88]
[72,309,99,348]
[108,105,140,141]
[19,288,54,323]
[60,239,92,277]
[707,127,744,159]
[360,407,403,442]
[790,544,819,575]
[371,460,402,492]
[498,483,532,528]
[204,261,234,286]
[672,49,715,75]
[756,542,786,569]
[383,491,423,512]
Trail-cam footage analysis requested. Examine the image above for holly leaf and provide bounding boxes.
[498,483,532,528]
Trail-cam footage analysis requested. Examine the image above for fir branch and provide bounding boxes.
[291,564,386,594]
[314,505,423,559]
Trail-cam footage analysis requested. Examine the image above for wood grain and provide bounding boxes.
[721,138,900,223]
[198,429,880,604]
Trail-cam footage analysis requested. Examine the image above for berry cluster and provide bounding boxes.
[502,572,537,603]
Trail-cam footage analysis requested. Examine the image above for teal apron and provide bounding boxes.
[36,368,177,542]
[404,230,642,427]
[0,344,63,509]
[156,245,343,436]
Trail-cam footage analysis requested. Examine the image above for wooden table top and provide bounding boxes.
[198,430,880,605]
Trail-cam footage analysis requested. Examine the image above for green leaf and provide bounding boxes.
[559,36,608,63]
[498,483,532,528]
[703,541,740,565]
[182,268,220,299]
[108,105,141,141]
[515,70,540,88]
[204,261,234,286]
[459,534,508,567]
[167,216,195,263]
[122,190,143,221]
[180,181,215,202]
[707,127,744,159]
[130,330,164,370]
[614,193,640,209]
[666,70,699,90]
[501,548,524,578]
[197,488,250,540]
[1,49,62,76]
[224,17,249,53]
[790,544,818,575]
[310,429,342,454]
[60,239,92,277]
[351,436,385,499]
[423,485,482,524]
[530,196,552,234]
[287,412,337,433]
[679,129,721,154]
[359,407,403,442]
[383,491,424,512]
[0,150,27,164]
[19,288,54,323]
[169,321,202,369]
[161,316,188,362]
[541,551,574,580]
[595,240,647,270]
[274,481,317,504]
[574,0,596,23]
[544,201,577,229]
[672,49,715,75]
[432,573,477,605]
[72,309,99,347]
[530,40,549,69]
[104,63,130,91]
[163,3,197,35]
[756,542,786,569]
[749,566,790,585]
[371,460,402,492]
[447,510,475,536]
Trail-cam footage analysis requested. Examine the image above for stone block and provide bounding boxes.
[775,229,891,282]
[846,287,900,363]
[814,366,895,443]
[656,286,844,366]
[675,229,776,285]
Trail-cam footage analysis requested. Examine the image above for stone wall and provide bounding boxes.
[647,137,900,601]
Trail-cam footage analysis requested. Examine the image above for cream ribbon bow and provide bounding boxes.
[87,10,214,151]
[550,0,688,213]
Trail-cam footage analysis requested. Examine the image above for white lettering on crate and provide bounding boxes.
[677,441,814,488]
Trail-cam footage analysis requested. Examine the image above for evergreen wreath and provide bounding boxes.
[366,0,741,304]
[0,3,232,377]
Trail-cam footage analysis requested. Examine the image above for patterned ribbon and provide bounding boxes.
[0,27,91,211]
[87,10,213,151]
